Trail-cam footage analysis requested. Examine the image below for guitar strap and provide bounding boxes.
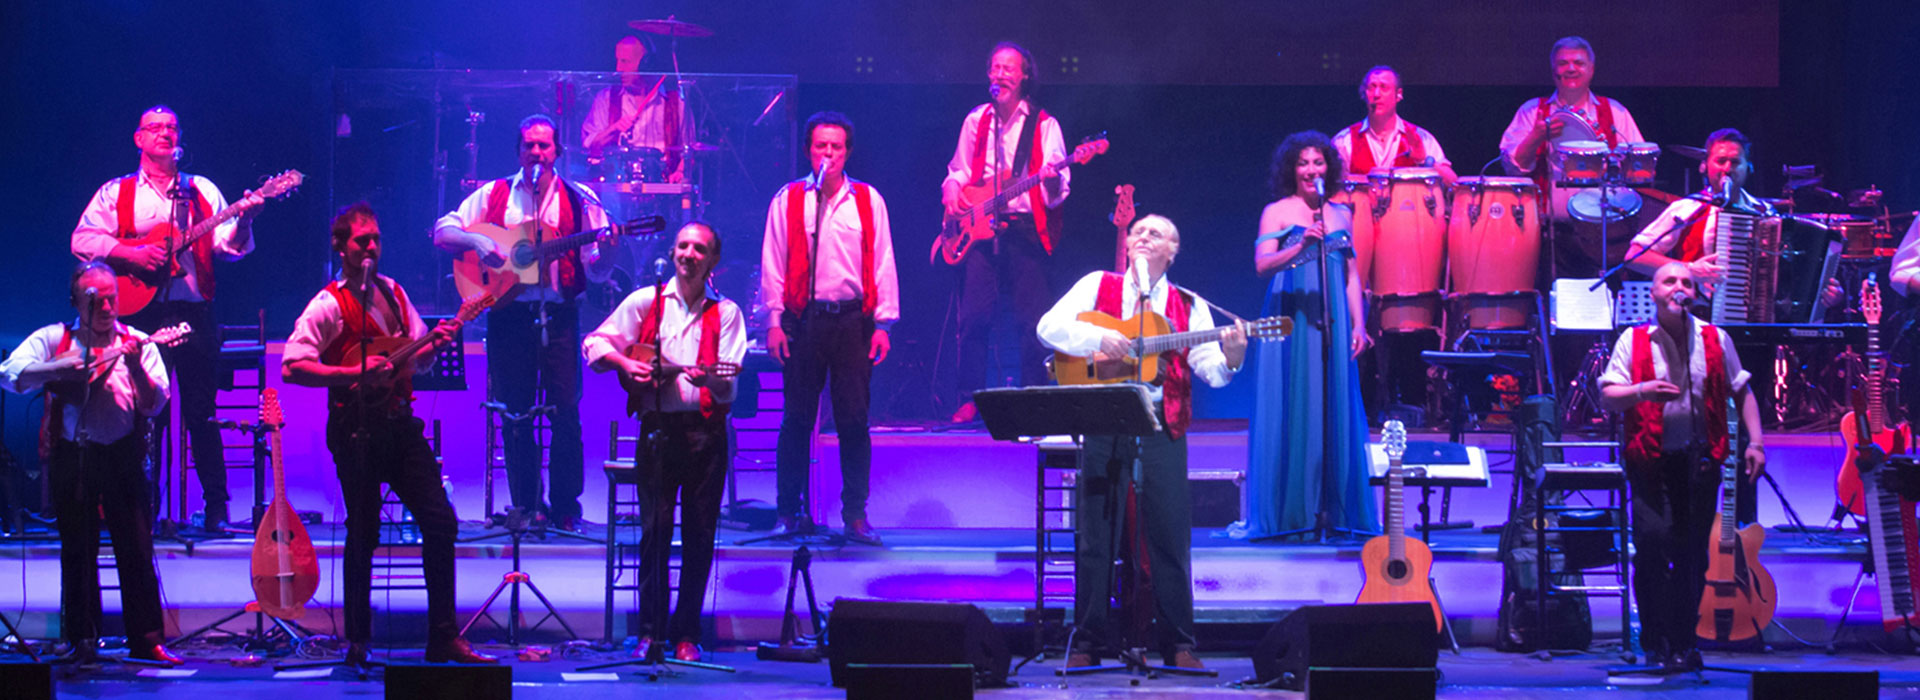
[967,103,1058,252]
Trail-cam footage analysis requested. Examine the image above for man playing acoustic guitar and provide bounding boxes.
[1037,214,1247,670]
[583,221,746,663]
[285,203,495,666]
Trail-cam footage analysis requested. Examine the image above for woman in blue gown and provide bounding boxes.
[1241,131,1379,539]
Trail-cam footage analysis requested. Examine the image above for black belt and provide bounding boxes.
[806,299,863,315]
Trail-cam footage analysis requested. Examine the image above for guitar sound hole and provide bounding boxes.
[1386,560,1409,579]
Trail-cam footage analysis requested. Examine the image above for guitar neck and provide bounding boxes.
[1869,325,1888,431]
[176,200,253,250]
[1721,395,1740,548]
[529,225,610,259]
[1137,326,1228,356]
[270,427,287,499]
[1386,458,1406,560]
[976,157,1069,216]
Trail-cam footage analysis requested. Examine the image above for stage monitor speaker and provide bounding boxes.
[1252,603,1438,690]
[1308,667,1436,700]
[1748,669,1877,700]
[385,662,512,700]
[0,662,53,700]
[826,599,1010,689]
[843,663,974,700]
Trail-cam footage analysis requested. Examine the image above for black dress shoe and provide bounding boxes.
[345,641,371,667]
[424,638,498,664]
[844,519,883,546]
[130,644,184,665]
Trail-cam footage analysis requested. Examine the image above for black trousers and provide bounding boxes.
[50,435,166,646]
[326,412,460,645]
[1628,450,1720,658]
[633,410,730,642]
[1073,431,1197,655]
[125,300,225,516]
[775,305,873,523]
[955,219,1051,398]
[488,301,585,522]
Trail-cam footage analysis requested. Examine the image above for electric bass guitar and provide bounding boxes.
[52,322,192,383]
[1356,420,1444,632]
[1839,275,1908,517]
[332,293,495,407]
[1110,184,1136,273]
[1697,378,1777,641]
[1050,311,1291,385]
[932,134,1109,266]
[452,214,667,303]
[115,170,305,315]
[250,388,320,620]
[617,343,744,416]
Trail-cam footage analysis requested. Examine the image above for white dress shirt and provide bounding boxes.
[1498,95,1646,220]
[433,174,612,302]
[72,171,253,303]
[583,283,748,413]
[1,322,170,444]
[943,101,1070,212]
[1331,115,1452,170]
[1598,317,1753,452]
[758,175,901,328]
[578,83,687,153]
[282,275,430,371]
[1036,271,1237,402]
[1889,217,1920,297]
[1630,188,1773,264]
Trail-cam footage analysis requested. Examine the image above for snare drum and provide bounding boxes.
[1328,174,1375,284]
[1447,177,1541,329]
[1618,142,1660,186]
[1553,140,1609,187]
[1369,167,1447,330]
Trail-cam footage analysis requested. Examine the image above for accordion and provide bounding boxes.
[1708,211,1841,324]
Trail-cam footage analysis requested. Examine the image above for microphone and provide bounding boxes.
[653,256,669,281]
[170,146,184,164]
[1720,175,1736,208]
[526,162,543,191]
[808,153,828,191]
[1313,176,1325,200]
[84,287,99,298]
[1132,253,1152,298]
[989,84,1003,100]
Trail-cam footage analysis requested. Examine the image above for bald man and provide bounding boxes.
[580,35,690,184]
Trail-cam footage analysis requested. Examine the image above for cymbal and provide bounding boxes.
[629,17,713,38]
[1665,144,1707,161]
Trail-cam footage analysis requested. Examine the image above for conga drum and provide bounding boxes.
[1328,174,1375,284]
[1369,167,1447,330]
[1448,177,1541,329]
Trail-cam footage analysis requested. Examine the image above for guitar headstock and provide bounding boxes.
[260,387,284,432]
[255,170,306,200]
[455,294,497,323]
[1112,184,1136,231]
[1384,420,1407,462]
[1072,133,1110,165]
[150,322,194,347]
[1862,274,1882,325]
[620,215,668,236]
[1247,316,1294,340]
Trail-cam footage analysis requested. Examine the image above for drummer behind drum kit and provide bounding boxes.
[578,17,718,221]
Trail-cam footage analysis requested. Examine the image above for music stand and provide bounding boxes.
[973,385,1216,678]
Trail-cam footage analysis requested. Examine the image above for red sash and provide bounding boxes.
[780,181,879,318]
[1675,196,1716,263]
[1623,323,1730,473]
[636,283,726,418]
[1093,271,1194,439]
[1345,118,1429,174]
[968,104,1059,253]
[1529,95,1619,195]
[118,174,217,300]
[320,280,416,415]
[484,178,587,300]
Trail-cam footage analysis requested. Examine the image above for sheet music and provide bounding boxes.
[1553,278,1616,331]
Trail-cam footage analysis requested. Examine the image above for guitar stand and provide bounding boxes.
[459,523,582,647]
[750,545,826,663]
[1821,560,1920,653]
[169,600,314,653]
[0,610,39,661]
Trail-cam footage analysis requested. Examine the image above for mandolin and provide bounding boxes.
[1697,380,1777,642]
[617,343,744,416]
[332,293,495,407]
[1838,275,1908,517]
[1050,310,1291,386]
[932,134,1109,266]
[115,170,305,315]
[1356,420,1443,632]
[250,388,320,620]
[53,322,191,384]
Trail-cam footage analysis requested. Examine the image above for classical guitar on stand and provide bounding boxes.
[1050,310,1291,386]
[1698,381,1777,642]
[1110,184,1136,272]
[452,214,667,302]
[1839,275,1908,517]
[932,134,1110,266]
[115,170,305,315]
[251,388,320,620]
[1356,420,1444,632]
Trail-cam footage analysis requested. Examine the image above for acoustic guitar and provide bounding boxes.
[115,170,305,315]
[1110,184,1136,273]
[332,293,495,407]
[1697,383,1777,642]
[452,214,667,303]
[932,134,1109,266]
[251,388,320,620]
[617,343,744,416]
[1356,420,1443,632]
[53,322,191,383]
[1839,275,1908,517]
[1050,310,1292,385]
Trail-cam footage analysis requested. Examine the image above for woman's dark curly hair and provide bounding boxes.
[1268,130,1344,200]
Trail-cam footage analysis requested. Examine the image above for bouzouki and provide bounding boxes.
[932,134,1110,266]
[617,343,744,416]
[53,322,192,383]
[332,293,496,407]
[1697,379,1778,642]
[1356,420,1444,632]
[1839,275,1908,516]
[1050,310,1292,385]
[452,214,668,303]
[1110,184,1136,272]
[115,170,305,315]
[251,388,320,620]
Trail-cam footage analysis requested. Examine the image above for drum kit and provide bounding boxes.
[579,16,719,209]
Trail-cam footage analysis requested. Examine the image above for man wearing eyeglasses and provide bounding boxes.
[71,105,261,533]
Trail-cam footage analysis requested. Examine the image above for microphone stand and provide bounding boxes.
[1592,192,1721,291]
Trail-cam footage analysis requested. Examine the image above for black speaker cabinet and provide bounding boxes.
[1252,603,1438,690]
[385,662,512,700]
[826,599,1010,689]
[1309,667,1436,700]
[1749,669,1877,700]
[0,662,53,700]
